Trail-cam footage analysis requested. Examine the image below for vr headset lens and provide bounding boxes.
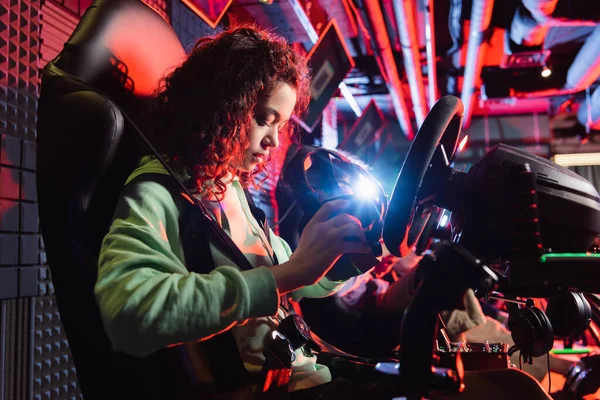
[284,146,387,258]
[303,153,380,203]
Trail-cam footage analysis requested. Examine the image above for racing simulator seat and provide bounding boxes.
[36,1,187,398]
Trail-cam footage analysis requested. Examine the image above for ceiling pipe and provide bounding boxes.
[508,3,600,133]
[460,0,495,129]
[578,86,600,131]
[361,0,415,139]
[510,0,557,47]
[510,0,597,48]
[392,0,427,126]
[423,0,438,109]
[565,25,600,91]
[517,24,600,100]
[509,0,600,92]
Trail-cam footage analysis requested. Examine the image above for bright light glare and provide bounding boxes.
[354,175,378,200]
[439,214,449,227]
[541,66,552,78]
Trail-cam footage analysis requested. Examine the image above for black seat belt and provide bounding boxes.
[162,176,294,392]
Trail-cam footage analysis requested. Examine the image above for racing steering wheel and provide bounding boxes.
[383,96,464,257]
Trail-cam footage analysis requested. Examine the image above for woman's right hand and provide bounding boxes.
[271,199,372,293]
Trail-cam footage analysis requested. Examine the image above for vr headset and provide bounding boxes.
[281,145,388,279]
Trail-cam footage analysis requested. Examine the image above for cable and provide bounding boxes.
[271,200,297,228]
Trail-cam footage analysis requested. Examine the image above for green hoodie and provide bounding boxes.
[95,157,346,390]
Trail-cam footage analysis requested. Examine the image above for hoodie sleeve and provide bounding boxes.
[271,237,346,301]
[95,178,280,357]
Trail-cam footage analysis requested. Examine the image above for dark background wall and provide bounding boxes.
[0,1,66,399]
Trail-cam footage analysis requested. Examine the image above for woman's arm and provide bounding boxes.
[271,238,347,300]
[95,179,280,357]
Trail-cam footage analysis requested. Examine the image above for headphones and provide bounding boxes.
[546,292,592,340]
[281,145,388,257]
[507,292,592,360]
[507,302,555,360]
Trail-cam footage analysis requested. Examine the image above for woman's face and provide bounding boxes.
[237,82,297,173]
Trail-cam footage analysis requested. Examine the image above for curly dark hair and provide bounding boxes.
[147,24,311,199]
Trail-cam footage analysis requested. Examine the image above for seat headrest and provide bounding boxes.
[48,0,185,104]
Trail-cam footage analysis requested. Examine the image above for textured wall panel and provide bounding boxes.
[2,1,218,399]
[143,0,170,22]
[171,0,222,52]
[46,0,168,19]
[0,1,84,399]
[0,2,41,400]
[0,298,35,400]
[1,0,40,142]
[44,0,91,17]
[32,296,81,400]
[39,1,78,69]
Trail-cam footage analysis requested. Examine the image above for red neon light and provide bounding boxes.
[181,0,234,29]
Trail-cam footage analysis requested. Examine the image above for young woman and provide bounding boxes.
[94,24,372,398]
[94,24,553,400]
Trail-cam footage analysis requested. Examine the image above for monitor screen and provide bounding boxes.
[301,19,355,132]
[339,99,386,164]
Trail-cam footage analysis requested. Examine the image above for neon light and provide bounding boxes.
[552,152,600,167]
[180,0,233,29]
[339,82,362,117]
[540,253,600,263]
[289,0,319,44]
[439,214,449,227]
[457,135,468,153]
[551,348,591,355]
[541,67,552,78]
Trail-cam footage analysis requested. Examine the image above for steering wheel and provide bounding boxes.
[383,96,464,257]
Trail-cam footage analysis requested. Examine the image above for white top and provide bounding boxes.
[201,177,332,392]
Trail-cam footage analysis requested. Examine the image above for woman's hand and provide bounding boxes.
[271,200,371,293]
